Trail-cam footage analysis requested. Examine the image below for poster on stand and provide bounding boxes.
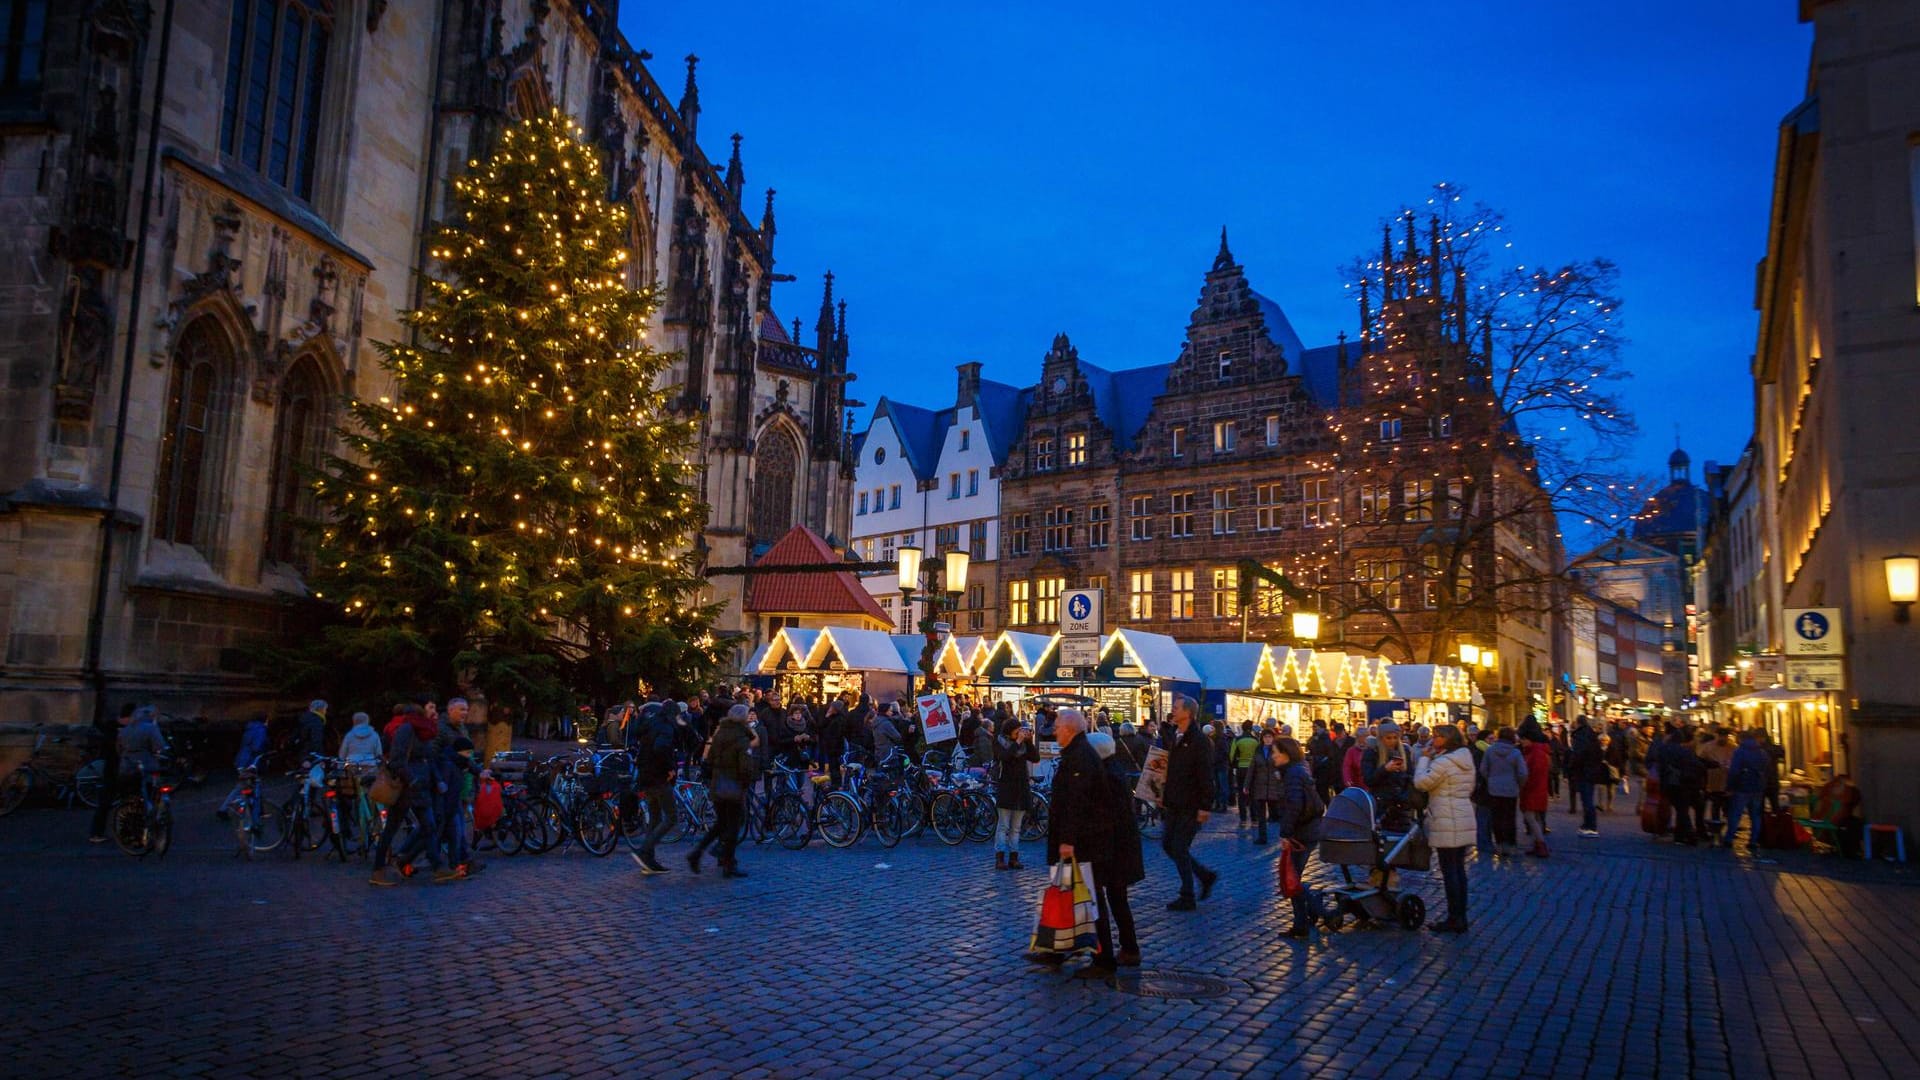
[1133,746,1170,807]
[917,693,957,744]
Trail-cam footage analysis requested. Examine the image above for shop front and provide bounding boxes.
[1382,664,1477,728]
[1723,687,1836,783]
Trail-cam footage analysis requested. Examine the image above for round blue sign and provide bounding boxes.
[1794,611,1830,641]
[1067,594,1092,621]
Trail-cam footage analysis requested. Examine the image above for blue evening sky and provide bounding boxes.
[622,1,1812,499]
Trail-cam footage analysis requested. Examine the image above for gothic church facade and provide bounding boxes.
[0,0,852,725]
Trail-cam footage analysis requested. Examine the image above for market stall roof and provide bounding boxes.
[1386,664,1474,703]
[1098,629,1201,683]
[1309,651,1360,697]
[960,635,996,676]
[758,627,824,673]
[742,641,772,675]
[1725,687,1825,704]
[981,631,1059,679]
[1180,642,1280,693]
[805,626,912,673]
[1271,648,1322,695]
[890,634,972,677]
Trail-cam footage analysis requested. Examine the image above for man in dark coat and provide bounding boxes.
[1656,728,1711,845]
[1158,694,1217,911]
[1043,709,1134,975]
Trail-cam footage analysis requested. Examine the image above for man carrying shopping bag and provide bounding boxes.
[1030,708,1129,978]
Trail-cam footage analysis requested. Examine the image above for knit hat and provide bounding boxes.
[1087,731,1117,760]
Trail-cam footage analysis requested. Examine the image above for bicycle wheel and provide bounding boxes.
[242,796,284,857]
[493,807,525,856]
[930,792,968,845]
[964,791,996,842]
[576,797,617,857]
[874,795,905,848]
[898,791,928,839]
[1021,794,1049,841]
[110,798,150,856]
[524,796,565,854]
[770,792,810,850]
[0,767,31,816]
[818,791,863,848]
[739,793,766,845]
[74,760,104,809]
[152,802,173,859]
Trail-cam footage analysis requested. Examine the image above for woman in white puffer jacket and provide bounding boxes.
[1415,724,1477,934]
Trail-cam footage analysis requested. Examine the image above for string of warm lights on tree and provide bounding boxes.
[300,111,723,709]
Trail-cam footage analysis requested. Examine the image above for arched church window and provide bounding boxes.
[749,428,801,544]
[154,318,235,552]
[265,354,332,568]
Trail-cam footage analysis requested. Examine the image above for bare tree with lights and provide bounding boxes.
[1297,184,1643,714]
[291,112,723,714]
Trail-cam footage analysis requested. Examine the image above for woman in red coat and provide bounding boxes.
[1518,718,1554,857]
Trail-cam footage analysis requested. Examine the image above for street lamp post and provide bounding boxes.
[896,546,970,693]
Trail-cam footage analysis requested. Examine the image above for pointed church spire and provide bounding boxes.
[1213,225,1235,271]
[1358,277,1373,353]
[761,187,777,236]
[1403,211,1420,295]
[815,270,835,355]
[836,299,849,365]
[1380,223,1395,301]
[1428,214,1444,297]
[724,134,744,202]
[1452,266,1468,343]
[679,54,701,139]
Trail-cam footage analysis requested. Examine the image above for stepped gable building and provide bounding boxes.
[984,225,1561,724]
[0,0,852,725]
[996,231,1346,642]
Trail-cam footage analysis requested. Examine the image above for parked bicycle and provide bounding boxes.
[0,727,105,816]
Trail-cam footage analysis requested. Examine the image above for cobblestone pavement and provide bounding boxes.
[2,782,1917,1080]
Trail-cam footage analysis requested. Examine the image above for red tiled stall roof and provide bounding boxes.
[744,526,894,627]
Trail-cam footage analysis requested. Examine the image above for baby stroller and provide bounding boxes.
[1317,787,1432,931]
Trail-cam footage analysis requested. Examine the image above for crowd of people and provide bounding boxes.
[79,681,1872,975]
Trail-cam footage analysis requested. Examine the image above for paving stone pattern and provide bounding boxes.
[2,786,1916,1079]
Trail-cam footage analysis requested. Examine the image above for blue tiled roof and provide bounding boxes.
[1252,292,1308,362]
[1295,342,1346,408]
[873,399,955,483]
[975,378,1032,465]
[1075,360,1172,454]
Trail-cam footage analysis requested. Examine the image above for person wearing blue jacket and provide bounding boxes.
[1723,732,1775,852]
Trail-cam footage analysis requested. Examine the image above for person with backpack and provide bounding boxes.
[1272,736,1326,938]
[689,703,756,878]
[370,704,449,886]
[1243,730,1285,845]
[1723,731,1773,853]
[1480,728,1529,857]
[629,702,679,875]
[1228,724,1259,824]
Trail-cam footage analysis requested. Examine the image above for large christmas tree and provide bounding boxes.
[302,112,719,713]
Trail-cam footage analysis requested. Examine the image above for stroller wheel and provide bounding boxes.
[1321,905,1347,933]
[1396,893,1426,930]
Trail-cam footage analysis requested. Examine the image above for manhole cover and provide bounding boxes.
[1119,970,1235,1000]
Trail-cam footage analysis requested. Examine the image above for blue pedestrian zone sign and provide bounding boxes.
[1784,607,1843,656]
[1060,588,1103,635]
[1067,594,1093,622]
